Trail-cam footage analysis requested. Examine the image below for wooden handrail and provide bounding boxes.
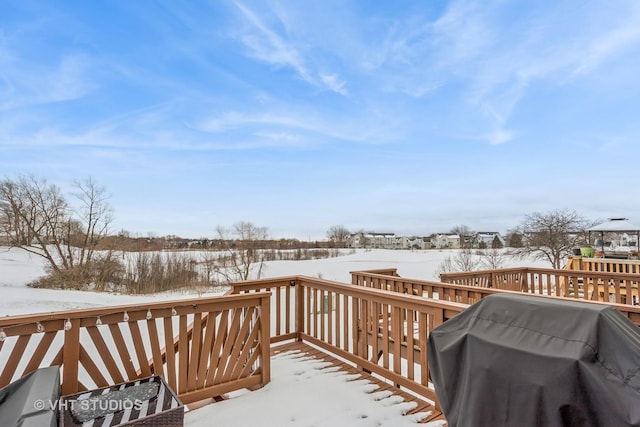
[438,267,640,305]
[351,270,640,326]
[349,268,399,279]
[567,256,640,274]
[0,292,271,404]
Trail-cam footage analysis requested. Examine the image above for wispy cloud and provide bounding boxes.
[430,0,494,66]
[232,1,348,96]
[194,111,308,133]
[319,73,347,96]
[401,82,445,99]
[233,1,312,82]
[572,8,640,76]
[360,19,430,71]
[49,54,96,101]
[192,107,397,146]
[0,50,96,112]
[485,129,513,146]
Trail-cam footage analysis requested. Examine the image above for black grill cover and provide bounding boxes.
[427,294,640,427]
[0,365,60,427]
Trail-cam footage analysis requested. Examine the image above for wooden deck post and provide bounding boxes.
[294,280,304,341]
[260,294,271,385]
[62,319,81,395]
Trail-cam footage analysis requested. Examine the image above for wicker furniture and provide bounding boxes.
[60,376,183,427]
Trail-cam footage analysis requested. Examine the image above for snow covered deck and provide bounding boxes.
[184,341,447,426]
[269,341,444,422]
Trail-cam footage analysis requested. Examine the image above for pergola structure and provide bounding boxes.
[587,218,640,257]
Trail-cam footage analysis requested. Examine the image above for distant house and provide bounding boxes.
[369,232,396,249]
[392,235,407,249]
[348,232,399,249]
[433,233,461,249]
[348,232,366,248]
[348,231,489,250]
[475,232,505,249]
[407,236,427,250]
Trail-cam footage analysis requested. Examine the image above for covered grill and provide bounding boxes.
[428,293,640,427]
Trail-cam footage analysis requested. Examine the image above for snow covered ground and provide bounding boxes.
[0,246,549,426]
[186,350,446,427]
[0,247,550,316]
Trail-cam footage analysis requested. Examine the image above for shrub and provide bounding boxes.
[29,257,125,291]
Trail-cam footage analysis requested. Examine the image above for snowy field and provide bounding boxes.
[0,246,550,316]
[0,247,550,426]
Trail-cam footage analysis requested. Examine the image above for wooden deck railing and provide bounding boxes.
[350,270,640,326]
[439,267,640,306]
[231,276,468,408]
[6,268,640,417]
[0,274,467,411]
[352,269,501,302]
[0,292,271,404]
[566,255,640,274]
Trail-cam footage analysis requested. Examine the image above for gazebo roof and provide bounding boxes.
[587,218,640,232]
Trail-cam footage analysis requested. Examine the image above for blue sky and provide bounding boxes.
[2,1,640,240]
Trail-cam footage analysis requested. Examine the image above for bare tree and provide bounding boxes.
[199,251,218,285]
[435,249,481,279]
[451,224,474,249]
[0,175,113,275]
[70,178,113,268]
[215,221,269,282]
[513,209,591,269]
[479,248,507,270]
[327,225,350,247]
[1,175,71,272]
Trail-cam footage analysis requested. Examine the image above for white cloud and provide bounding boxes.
[431,0,494,66]
[319,73,348,96]
[233,2,349,96]
[401,82,445,98]
[0,52,95,112]
[234,1,313,83]
[252,130,301,143]
[572,13,640,76]
[486,129,513,145]
[196,110,321,135]
[49,54,95,101]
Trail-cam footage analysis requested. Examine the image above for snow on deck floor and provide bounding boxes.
[185,350,446,427]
